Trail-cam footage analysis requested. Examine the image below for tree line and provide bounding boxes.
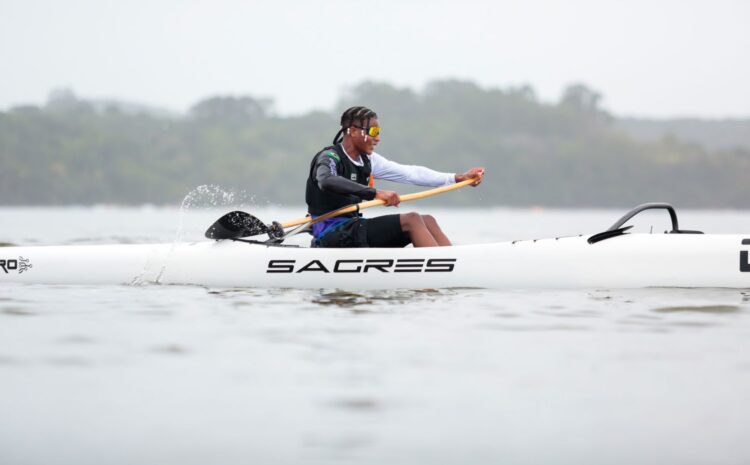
[1,82,748,208]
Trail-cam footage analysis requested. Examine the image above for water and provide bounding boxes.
[2,206,750,465]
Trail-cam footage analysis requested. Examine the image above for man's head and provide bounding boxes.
[334,106,380,155]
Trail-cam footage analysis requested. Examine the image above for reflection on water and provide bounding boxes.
[653,305,742,314]
[311,288,449,308]
[56,335,97,345]
[44,356,92,367]
[149,343,189,355]
[481,322,592,331]
[0,306,35,316]
[327,397,382,412]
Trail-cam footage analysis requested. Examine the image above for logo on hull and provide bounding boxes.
[267,258,456,274]
[0,256,32,274]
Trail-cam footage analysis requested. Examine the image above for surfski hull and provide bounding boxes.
[2,234,750,289]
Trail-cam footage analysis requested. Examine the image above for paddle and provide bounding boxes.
[205,211,272,240]
[205,178,479,241]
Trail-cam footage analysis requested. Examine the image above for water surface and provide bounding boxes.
[1,206,750,465]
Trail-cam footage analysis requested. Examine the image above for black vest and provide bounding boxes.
[306,144,372,216]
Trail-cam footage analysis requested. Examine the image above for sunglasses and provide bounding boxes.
[352,125,381,137]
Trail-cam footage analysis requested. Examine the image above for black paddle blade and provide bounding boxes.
[205,211,269,239]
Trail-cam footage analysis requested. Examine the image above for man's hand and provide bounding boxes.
[456,167,485,186]
[375,189,401,206]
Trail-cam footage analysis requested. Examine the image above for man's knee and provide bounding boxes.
[422,214,437,227]
[400,212,423,231]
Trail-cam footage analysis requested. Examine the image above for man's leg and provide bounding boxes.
[400,212,439,247]
[421,214,451,246]
[362,214,413,248]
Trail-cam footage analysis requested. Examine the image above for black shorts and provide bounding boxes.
[316,214,411,248]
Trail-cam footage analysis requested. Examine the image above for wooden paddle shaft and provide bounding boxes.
[281,178,478,228]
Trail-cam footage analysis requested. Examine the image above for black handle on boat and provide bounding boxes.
[607,203,680,232]
[588,203,703,244]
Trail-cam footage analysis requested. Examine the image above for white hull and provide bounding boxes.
[2,234,750,289]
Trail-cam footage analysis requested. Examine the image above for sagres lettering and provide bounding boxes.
[267,258,456,273]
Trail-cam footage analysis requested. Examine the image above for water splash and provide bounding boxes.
[174,184,262,243]
[133,184,266,286]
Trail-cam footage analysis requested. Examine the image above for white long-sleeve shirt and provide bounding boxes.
[341,146,456,187]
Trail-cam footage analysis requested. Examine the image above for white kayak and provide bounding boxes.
[2,204,749,289]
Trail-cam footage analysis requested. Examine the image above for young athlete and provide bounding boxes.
[306,106,484,247]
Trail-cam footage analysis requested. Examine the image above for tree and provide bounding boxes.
[560,83,603,113]
[189,96,273,122]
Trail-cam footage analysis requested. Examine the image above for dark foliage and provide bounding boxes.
[1,82,748,207]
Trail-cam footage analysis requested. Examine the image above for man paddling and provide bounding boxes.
[306,106,484,247]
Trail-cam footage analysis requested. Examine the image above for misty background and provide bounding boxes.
[1,0,748,208]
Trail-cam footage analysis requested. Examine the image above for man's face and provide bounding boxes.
[351,117,380,155]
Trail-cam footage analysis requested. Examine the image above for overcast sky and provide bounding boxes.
[1,0,748,118]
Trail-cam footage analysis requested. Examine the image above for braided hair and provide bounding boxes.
[332,106,378,144]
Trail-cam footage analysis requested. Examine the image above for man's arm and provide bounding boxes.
[370,153,455,187]
[313,152,377,200]
[313,152,402,206]
[455,167,485,185]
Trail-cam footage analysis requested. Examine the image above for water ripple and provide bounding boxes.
[1,306,36,316]
[652,305,742,314]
